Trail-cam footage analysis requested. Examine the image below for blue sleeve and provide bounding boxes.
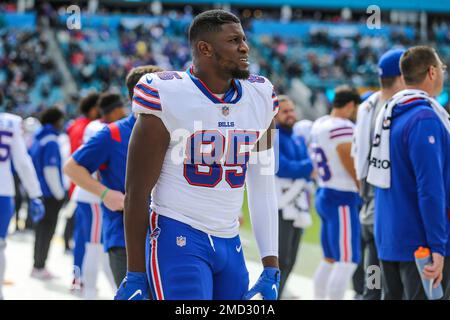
[42,141,61,168]
[276,137,313,179]
[72,127,111,174]
[408,118,448,256]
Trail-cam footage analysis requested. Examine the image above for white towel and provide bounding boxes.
[352,91,381,180]
[367,89,450,189]
[275,177,312,228]
[276,178,306,209]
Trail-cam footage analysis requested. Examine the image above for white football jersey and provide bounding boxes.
[0,113,42,198]
[71,120,105,204]
[310,115,357,192]
[132,69,278,237]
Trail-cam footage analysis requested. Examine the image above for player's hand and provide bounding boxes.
[103,189,125,212]
[243,267,280,300]
[423,252,444,288]
[114,272,150,300]
[29,198,45,223]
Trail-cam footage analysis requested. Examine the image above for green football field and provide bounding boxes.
[240,191,323,278]
[240,190,321,245]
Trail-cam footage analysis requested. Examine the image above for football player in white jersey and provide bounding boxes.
[0,92,44,299]
[310,86,361,300]
[115,10,280,300]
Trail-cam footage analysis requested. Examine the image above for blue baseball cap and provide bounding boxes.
[378,49,405,78]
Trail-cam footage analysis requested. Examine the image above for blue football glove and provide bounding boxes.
[243,267,280,300]
[29,198,45,223]
[114,272,150,300]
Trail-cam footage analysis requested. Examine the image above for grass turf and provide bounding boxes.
[241,190,321,245]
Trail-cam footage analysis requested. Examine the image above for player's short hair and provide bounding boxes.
[277,95,292,104]
[97,93,124,116]
[188,10,241,47]
[40,107,64,125]
[333,85,361,109]
[79,91,100,116]
[125,65,164,101]
[400,46,439,85]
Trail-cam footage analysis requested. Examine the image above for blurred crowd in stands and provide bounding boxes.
[0,27,64,116]
[1,2,450,119]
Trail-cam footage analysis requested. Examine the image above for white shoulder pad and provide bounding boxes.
[334,117,355,129]
[243,75,279,128]
[329,118,355,146]
[132,72,163,116]
[83,120,105,143]
[245,75,275,98]
[132,71,186,131]
[0,112,23,131]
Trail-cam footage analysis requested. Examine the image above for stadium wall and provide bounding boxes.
[0,13,36,29]
[131,0,450,13]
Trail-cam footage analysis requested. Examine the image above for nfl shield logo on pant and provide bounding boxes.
[176,236,186,247]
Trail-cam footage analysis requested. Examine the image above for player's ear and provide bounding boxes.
[427,65,435,81]
[197,41,213,58]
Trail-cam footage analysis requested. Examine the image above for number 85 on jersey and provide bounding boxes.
[183,129,260,189]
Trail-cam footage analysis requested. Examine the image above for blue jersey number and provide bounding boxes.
[0,130,12,162]
[183,130,259,188]
[157,71,182,80]
[312,146,331,182]
[247,75,265,83]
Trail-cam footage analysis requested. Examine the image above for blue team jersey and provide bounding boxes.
[72,114,136,251]
[275,124,313,180]
[29,125,63,198]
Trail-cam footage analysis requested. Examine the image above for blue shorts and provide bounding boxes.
[75,202,103,244]
[146,212,249,300]
[0,196,15,239]
[315,188,361,264]
[73,202,102,274]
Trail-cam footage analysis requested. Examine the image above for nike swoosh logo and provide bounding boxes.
[128,289,142,300]
[272,284,278,298]
[236,244,242,253]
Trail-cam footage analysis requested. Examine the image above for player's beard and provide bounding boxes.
[281,116,296,129]
[215,52,250,80]
[230,66,250,80]
[286,117,297,128]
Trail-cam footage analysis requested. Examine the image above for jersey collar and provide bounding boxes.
[186,66,242,104]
